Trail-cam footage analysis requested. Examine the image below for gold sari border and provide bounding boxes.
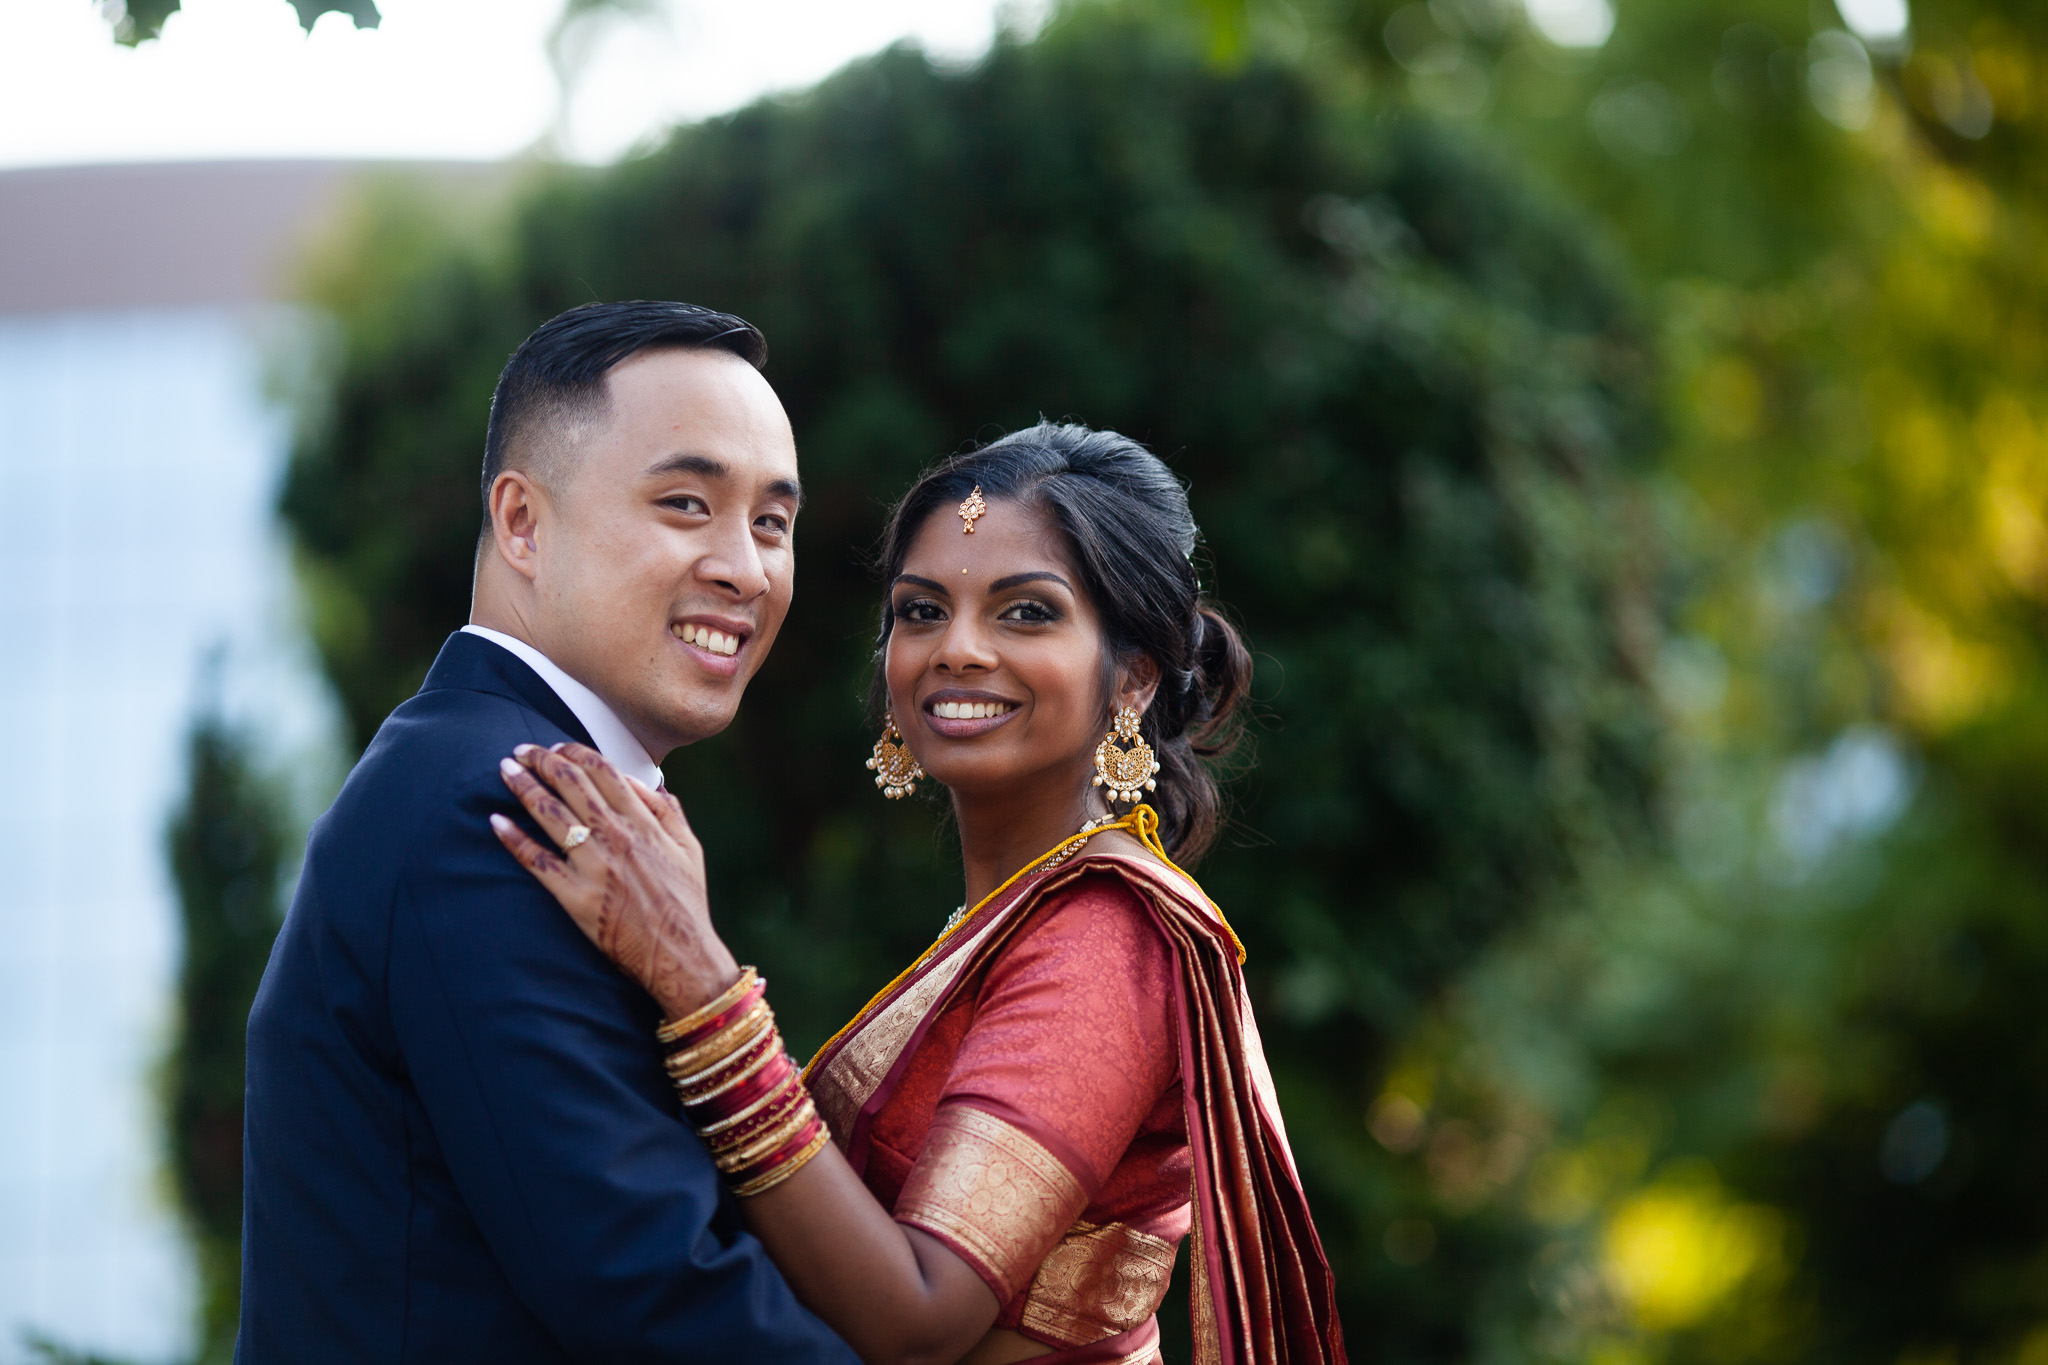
[806,905,1010,1144]
[893,1105,1088,1302]
[1020,1218,1179,1346]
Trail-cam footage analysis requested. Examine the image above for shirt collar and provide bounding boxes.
[460,625,664,790]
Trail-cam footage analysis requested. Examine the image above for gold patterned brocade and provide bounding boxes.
[893,1106,1088,1301]
[808,913,1010,1141]
[807,844,1348,1365]
[1020,1218,1178,1346]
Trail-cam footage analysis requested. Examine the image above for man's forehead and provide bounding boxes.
[601,349,796,482]
[642,451,802,503]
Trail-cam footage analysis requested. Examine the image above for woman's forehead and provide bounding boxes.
[899,494,1077,583]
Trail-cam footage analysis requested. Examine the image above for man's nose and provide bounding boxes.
[695,516,772,600]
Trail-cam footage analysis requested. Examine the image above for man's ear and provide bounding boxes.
[1115,654,1163,720]
[488,470,547,584]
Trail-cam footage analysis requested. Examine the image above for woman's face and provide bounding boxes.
[884,496,1153,804]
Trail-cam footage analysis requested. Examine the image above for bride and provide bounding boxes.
[492,422,1345,1365]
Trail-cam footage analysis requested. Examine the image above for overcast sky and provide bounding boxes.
[0,0,1039,170]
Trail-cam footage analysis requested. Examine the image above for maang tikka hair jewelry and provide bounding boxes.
[867,710,926,799]
[1093,705,1160,805]
[958,485,987,534]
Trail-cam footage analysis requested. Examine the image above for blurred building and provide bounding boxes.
[0,160,398,1361]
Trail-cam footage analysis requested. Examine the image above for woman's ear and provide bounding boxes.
[1115,654,1163,718]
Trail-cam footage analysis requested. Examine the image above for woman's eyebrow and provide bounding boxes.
[892,574,949,593]
[989,571,1072,592]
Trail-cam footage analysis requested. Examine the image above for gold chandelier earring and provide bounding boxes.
[867,711,926,799]
[1093,705,1160,806]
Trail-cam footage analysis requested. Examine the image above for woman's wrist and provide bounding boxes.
[655,968,832,1196]
[649,944,744,1021]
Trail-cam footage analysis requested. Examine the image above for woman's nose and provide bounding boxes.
[933,614,998,672]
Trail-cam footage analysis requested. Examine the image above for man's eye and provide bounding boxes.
[664,495,709,515]
[755,514,790,535]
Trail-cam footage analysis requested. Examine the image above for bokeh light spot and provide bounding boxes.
[1836,0,1909,46]
[1602,1169,1781,1330]
[1880,1100,1949,1184]
[1523,0,1614,49]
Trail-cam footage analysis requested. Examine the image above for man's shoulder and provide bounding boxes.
[313,683,579,868]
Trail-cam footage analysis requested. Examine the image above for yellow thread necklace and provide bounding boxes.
[805,804,1245,1076]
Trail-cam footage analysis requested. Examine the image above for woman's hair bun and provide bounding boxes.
[1186,606,1252,759]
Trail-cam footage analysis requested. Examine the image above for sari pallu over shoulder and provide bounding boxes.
[805,851,1346,1365]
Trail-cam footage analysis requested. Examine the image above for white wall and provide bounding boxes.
[0,309,338,1363]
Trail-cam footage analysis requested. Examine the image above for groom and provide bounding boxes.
[238,302,855,1364]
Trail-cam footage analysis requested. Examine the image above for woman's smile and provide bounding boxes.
[920,689,1022,738]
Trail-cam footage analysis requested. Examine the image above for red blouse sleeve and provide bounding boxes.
[891,868,1180,1302]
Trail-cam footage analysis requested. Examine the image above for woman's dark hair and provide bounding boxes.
[871,422,1252,865]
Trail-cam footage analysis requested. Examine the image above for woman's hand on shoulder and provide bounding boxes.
[490,742,740,1018]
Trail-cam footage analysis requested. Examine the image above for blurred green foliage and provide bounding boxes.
[45,703,287,1365]
[282,8,1668,1357]
[262,0,2048,1361]
[100,0,377,46]
[20,1334,135,1365]
[1189,0,2048,1362]
[164,700,288,1364]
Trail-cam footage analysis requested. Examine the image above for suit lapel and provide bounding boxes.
[417,631,599,751]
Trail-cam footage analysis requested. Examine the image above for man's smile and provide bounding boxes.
[670,616,752,674]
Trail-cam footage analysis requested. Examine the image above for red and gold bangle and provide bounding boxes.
[656,968,764,1048]
[700,1076,804,1138]
[654,973,831,1197]
[663,999,771,1078]
[730,1120,831,1197]
[714,1102,819,1172]
[687,1067,794,1136]
[701,1083,809,1148]
[689,1037,789,1099]
[678,1033,786,1109]
[668,1019,778,1093]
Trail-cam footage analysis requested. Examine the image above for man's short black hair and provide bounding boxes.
[480,300,767,511]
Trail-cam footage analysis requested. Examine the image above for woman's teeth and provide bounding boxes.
[673,623,741,656]
[931,701,1015,720]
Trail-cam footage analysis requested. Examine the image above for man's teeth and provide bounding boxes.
[672,623,741,656]
[931,701,1015,720]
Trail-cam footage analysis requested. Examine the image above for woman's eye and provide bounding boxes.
[999,600,1059,623]
[895,599,945,623]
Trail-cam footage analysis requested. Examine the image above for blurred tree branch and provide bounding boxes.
[101,0,380,45]
[544,0,666,149]
[99,0,666,47]
[165,674,288,1364]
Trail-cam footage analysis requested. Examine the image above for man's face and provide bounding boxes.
[522,347,800,757]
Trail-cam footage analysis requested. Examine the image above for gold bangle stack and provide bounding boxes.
[656,967,829,1197]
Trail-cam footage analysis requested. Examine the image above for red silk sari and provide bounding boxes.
[806,826,1345,1365]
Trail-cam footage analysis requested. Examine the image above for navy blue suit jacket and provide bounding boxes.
[238,631,855,1364]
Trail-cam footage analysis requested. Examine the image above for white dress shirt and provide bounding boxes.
[461,625,664,790]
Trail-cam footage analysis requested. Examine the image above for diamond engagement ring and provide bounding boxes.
[561,824,592,851]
